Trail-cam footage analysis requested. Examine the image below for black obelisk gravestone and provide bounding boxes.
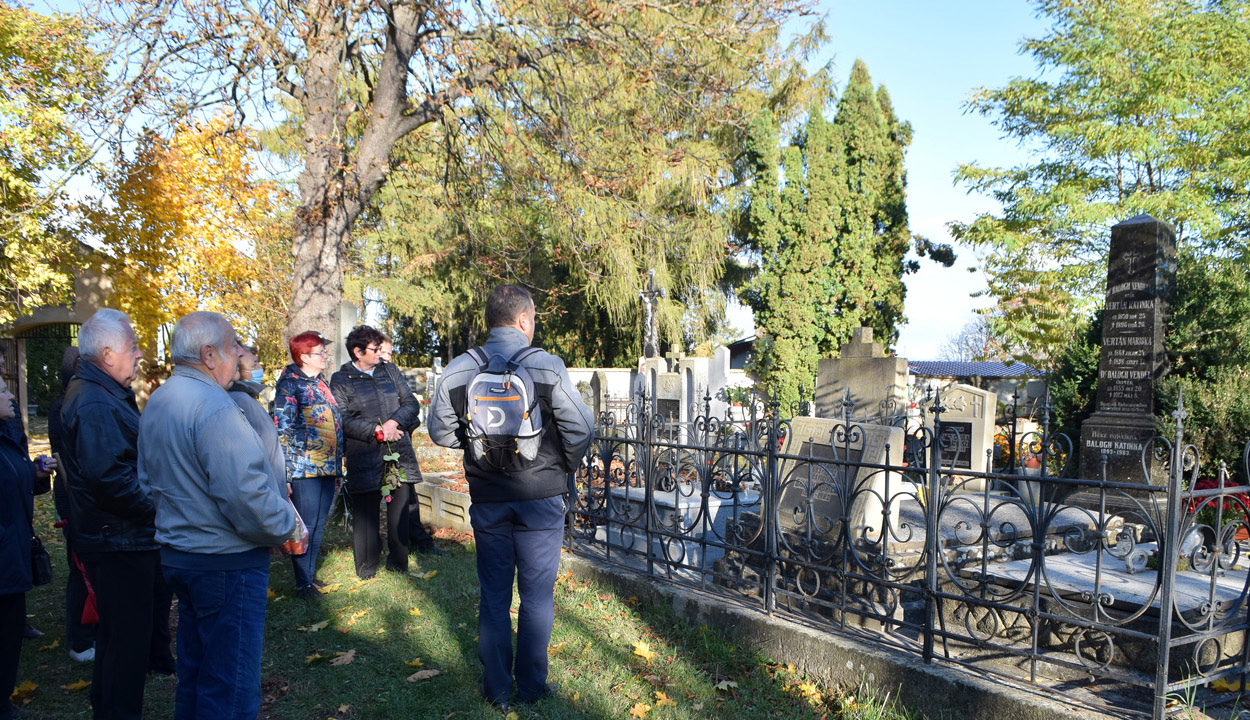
[1078,214,1177,484]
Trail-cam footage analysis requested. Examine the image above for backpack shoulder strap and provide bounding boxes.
[468,347,491,368]
[508,346,542,366]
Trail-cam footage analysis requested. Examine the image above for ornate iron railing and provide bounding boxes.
[566,388,1250,719]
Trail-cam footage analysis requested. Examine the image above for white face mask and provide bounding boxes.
[251,368,265,383]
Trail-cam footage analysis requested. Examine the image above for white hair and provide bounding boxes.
[78,309,134,363]
[170,312,234,365]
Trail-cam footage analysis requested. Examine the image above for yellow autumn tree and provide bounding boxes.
[87,114,292,368]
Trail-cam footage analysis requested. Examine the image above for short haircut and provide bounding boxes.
[170,312,234,366]
[60,346,81,390]
[78,308,134,363]
[289,331,327,364]
[485,285,534,328]
[345,325,386,361]
[240,344,258,356]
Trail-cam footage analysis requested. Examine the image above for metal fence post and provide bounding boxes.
[764,394,780,615]
[1152,394,1187,720]
[923,387,944,663]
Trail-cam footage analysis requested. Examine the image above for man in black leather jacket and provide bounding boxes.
[331,325,440,579]
[61,309,168,719]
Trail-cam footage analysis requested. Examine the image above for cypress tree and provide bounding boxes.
[740,60,923,409]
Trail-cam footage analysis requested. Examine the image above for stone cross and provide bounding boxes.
[840,327,885,359]
[640,269,665,359]
[664,344,683,373]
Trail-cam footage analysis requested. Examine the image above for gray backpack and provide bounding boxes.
[464,347,544,471]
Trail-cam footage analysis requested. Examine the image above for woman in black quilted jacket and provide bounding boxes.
[330,326,442,579]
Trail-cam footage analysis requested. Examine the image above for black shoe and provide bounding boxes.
[22,623,43,640]
[312,578,328,589]
[415,543,446,556]
[296,586,324,600]
[517,682,559,704]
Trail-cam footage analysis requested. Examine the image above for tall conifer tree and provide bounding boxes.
[740,60,925,408]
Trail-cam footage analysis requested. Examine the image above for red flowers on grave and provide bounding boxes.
[1187,477,1250,528]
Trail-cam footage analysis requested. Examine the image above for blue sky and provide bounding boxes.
[35,0,1050,358]
[725,0,1049,358]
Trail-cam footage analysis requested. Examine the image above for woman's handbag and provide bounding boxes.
[30,535,53,586]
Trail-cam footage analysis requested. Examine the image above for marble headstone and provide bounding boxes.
[923,383,996,489]
[1079,215,1177,484]
[814,328,908,422]
[776,416,910,544]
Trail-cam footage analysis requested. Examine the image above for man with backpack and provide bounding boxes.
[429,285,593,712]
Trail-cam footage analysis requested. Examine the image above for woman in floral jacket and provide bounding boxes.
[274,331,343,599]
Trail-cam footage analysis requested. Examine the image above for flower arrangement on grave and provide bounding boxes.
[375,419,407,503]
[1187,477,1250,531]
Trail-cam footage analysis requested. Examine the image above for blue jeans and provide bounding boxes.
[470,495,566,704]
[164,565,269,720]
[290,476,336,589]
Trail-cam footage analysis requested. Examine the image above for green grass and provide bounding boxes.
[15,471,919,719]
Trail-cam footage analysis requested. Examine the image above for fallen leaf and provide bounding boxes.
[39,638,60,651]
[633,641,656,662]
[300,620,330,632]
[267,588,276,598]
[714,679,737,691]
[407,668,441,682]
[330,649,357,666]
[416,570,438,581]
[1213,678,1243,692]
[655,691,676,707]
[549,642,566,655]
[409,607,423,616]
[305,653,325,665]
[11,680,36,699]
[629,702,651,717]
[505,713,519,720]
[61,679,91,692]
[337,704,351,713]
[320,583,341,592]
[347,610,367,625]
[692,702,703,711]
[405,658,423,667]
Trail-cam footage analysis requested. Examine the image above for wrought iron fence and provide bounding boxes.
[566,388,1250,719]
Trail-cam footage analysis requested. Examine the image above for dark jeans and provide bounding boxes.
[470,495,565,704]
[350,483,435,578]
[63,534,95,653]
[81,550,161,720]
[164,564,269,720]
[289,476,336,589]
[0,592,24,720]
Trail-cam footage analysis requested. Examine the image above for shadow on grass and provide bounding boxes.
[17,492,876,720]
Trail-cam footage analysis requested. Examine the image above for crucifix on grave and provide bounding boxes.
[640,269,666,359]
[664,344,683,373]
